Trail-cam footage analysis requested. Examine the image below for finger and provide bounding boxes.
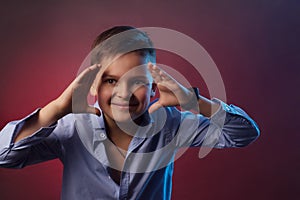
[151,64,161,74]
[159,70,174,82]
[147,62,154,70]
[76,64,101,86]
[148,101,163,114]
[148,64,163,83]
[156,82,170,91]
[150,64,172,82]
[76,64,99,79]
[74,65,102,98]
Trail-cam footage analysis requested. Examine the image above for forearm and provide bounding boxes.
[197,96,220,118]
[14,99,67,142]
[13,64,101,143]
[186,98,260,148]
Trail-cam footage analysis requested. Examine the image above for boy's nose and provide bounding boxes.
[114,82,132,99]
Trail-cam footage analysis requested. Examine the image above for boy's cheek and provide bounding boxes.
[98,88,112,97]
[138,90,152,106]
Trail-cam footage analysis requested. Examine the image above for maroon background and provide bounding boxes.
[0,1,299,199]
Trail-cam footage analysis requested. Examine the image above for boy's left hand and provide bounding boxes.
[148,63,195,113]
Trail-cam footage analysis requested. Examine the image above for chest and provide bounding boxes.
[104,139,129,185]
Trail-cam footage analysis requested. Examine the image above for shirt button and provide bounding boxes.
[100,133,106,138]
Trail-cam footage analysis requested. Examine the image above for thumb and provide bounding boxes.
[86,106,101,116]
[148,101,163,114]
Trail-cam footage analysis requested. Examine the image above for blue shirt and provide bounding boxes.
[0,99,259,200]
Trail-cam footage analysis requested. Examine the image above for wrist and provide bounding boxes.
[50,99,71,118]
[181,87,200,110]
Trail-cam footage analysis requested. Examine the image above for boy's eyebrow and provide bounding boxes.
[102,74,117,78]
[101,73,120,79]
[102,73,149,80]
[131,75,149,79]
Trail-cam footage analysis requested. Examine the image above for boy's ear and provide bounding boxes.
[150,83,157,97]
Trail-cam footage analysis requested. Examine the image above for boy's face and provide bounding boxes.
[95,52,155,123]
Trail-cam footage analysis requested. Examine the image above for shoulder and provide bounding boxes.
[52,113,78,141]
[150,106,182,133]
[56,113,103,144]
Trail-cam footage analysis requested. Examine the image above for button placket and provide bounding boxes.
[99,132,106,139]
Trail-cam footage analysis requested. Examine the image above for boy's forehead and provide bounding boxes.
[100,52,150,77]
[101,52,147,65]
[102,64,150,78]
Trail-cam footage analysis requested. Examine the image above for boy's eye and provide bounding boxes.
[133,80,149,86]
[104,79,117,85]
[134,80,144,85]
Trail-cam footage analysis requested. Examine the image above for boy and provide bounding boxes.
[0,26,259,199]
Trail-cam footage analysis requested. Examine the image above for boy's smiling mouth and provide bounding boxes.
[110,101,139,110]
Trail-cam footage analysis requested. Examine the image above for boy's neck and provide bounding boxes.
[103,115,134,151]
[103,112,152,150]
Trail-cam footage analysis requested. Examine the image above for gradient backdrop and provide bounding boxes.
[0,1,299,199]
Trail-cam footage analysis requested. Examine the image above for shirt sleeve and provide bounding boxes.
[175,98,260,148]
[0,109,62,168]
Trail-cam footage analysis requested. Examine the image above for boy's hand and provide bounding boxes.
[55,64,101,117]
[14,64,101,142]
[147,63,195,113]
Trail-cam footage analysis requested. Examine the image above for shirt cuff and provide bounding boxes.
[207,98,227,127]
[209,98,258,127]
[209,98,246,126]
[0,109,57,151]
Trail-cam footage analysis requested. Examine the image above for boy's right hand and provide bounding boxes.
[15,64,101,143]
[55,64,101,117]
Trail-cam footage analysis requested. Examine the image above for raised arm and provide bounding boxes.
[14,64,101,142]
[147,63,220,117]
[147,63,259,149]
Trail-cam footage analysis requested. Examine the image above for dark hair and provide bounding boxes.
[91,26,156,65]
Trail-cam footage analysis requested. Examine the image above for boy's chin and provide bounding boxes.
[113,115,133,123]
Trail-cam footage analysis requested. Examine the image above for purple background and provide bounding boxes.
[0,1,299,199]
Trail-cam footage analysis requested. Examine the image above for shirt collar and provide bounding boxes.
[90,101,157,144]
[90,102,107,145]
